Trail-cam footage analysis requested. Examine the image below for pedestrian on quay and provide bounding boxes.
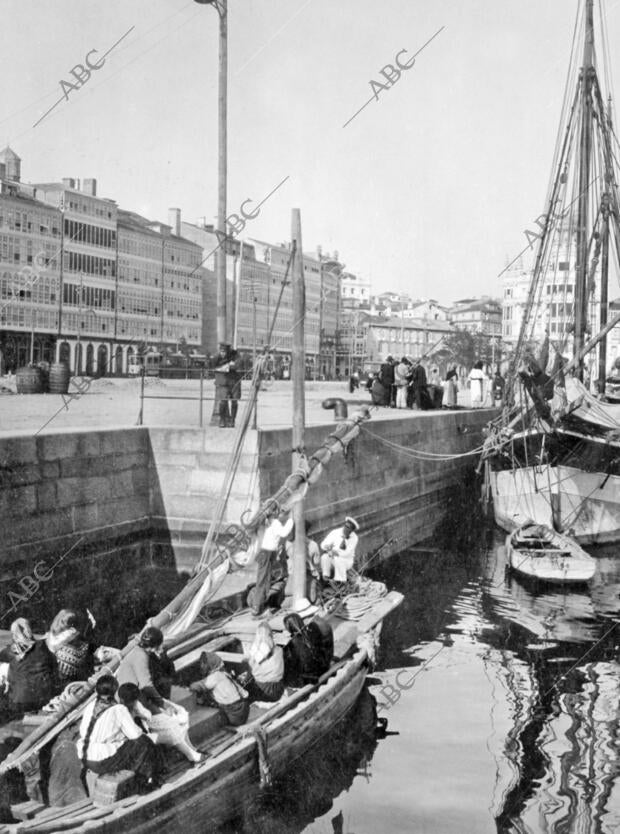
[247,510,294,617]
[468,360,485,408]
[492,368,505,407]
[379,356,396,407]
[394,357,411,409]
[320,517,359,584]
[408,359,430,409]
[428,366,444,409]
[214,343,240,428]
[443,363,458,408]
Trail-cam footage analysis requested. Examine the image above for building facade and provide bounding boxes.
[0,150,203,375]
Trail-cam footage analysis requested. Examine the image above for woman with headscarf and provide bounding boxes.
[282,613,333,688]
[190,652,249,726]
[0,618,57,716]
[77,675,162,794]
[46,609,95,687]
[117,627,171,715]
[244,623,285,702]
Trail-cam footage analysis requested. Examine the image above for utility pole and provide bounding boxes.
[194,0,228,345]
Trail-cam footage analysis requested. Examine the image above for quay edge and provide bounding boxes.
[0,409,494,599]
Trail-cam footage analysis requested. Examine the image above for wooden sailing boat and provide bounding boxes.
[481,0,620,544]
[0,210,402,832]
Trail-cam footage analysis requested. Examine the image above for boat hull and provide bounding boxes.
[47,651,368,834]
[491,466,620,545]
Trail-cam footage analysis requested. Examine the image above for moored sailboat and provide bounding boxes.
[0,210,402,833]
[481,0,620,544]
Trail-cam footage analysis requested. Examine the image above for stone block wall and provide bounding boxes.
[0,428,152,575]
[258,409,493,563]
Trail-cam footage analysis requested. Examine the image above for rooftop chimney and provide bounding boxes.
[169,207,181,236]
[82,178,97,196]
[196,216,207,229]
[62,178,76,190]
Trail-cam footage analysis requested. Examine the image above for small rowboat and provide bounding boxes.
[506,523,596,584]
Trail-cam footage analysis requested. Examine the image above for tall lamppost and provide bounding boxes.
[194,0,228,347]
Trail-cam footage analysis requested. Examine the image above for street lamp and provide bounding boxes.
[194,0,228,347]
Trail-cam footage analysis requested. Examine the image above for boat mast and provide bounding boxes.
[598,95,613,392]
[574,0,595,380]
[290,208,307,605]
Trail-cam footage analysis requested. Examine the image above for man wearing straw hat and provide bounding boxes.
[319,517,360,584]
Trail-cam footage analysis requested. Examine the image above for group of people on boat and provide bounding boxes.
[247,512,360,617]
[0,590,336,808]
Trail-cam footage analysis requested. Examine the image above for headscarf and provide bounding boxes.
[11,618,36,661]
[248,622,275,666]
[47,608,81,653]
[283,613,306,638]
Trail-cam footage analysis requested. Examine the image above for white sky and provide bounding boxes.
[2,0,619,305]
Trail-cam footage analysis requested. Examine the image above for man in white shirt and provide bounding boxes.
[320,517,359,583]
[249,511,294,616]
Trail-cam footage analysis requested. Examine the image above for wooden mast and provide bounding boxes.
[290,209,306,604]
[574,0,595,380]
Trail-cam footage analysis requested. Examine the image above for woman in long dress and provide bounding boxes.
[468,361,485,408]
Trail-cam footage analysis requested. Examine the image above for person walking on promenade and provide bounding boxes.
[248,510,294,617]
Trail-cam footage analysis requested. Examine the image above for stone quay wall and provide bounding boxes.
[1,409,493,585]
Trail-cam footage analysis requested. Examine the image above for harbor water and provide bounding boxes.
[228,524,620,834]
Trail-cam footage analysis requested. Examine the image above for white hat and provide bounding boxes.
[292,598,318,617]
[344,516,360,531]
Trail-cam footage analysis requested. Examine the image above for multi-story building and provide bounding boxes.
[401,299,449,321]
[0,150,204,375]
[362,314,454,367]
[0,149,61,371]
[340,268,371,309]
[449,297,502,337]
[33,178,118,374]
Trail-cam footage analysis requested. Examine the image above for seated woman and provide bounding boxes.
[244,623,284,703]
[282,613,334,688]
[77,675,162,794]
[117,627,169,714]
[190,652,249,727]
[118,683,202,764]
[46,609,95,687]
[0,618,58,717]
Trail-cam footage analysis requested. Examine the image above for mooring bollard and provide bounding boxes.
[322,397,348,421]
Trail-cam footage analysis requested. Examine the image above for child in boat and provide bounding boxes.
[77,675,163,794]
[190,652,250,726]
[282,613,334,687]
[243,623,285,703]
[118,682,202,764]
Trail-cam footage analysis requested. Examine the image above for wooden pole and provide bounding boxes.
[291,209,306,604]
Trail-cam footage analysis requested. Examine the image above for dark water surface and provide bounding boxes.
[234,527,620,834]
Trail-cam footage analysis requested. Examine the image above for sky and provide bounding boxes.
[2,0,620,307]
